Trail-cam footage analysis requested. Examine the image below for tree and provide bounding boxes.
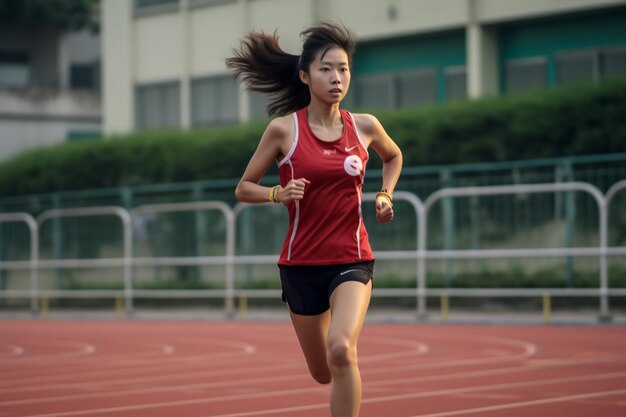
[0,0,99,32]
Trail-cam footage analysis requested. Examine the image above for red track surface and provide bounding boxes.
[1,320,625,417]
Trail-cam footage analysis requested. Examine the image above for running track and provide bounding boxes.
[1,320,625,416]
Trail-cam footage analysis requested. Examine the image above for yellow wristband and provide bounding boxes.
[270,185,280,203]
[376,191,393,207]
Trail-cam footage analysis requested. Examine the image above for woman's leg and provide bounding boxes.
[327,280,372,417]
[289,309,332,384]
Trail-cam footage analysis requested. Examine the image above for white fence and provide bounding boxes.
[1,180,626,320]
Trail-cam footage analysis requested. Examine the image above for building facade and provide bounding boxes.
[103,0,626,135]
[0,20,102,162]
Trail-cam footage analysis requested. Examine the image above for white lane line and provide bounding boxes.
[1,334,430,395]
[363,335,537,378]
[20,385,328,417]
[199,372,626,417]
[2,350,621,407]
[157,344,176,355]
[366,354,626,390]
[0,358,300,394]
[0,338,259,388]
[17,369,626,416]
[203,371,626,417]
[460,335,538,357]
[0,343,25,356]
[3,345,168,368]
[0,334,538,395]
[409,388,626,417]
[179,337,258,355]
[0,341,97,363]
[0,368,311,406]
[360,337,429,363]
[358,371,626,408]
[0,329,533,388]
[8,337,254,369]
[3,327,622,416]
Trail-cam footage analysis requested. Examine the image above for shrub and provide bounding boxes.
[0,79,625,196]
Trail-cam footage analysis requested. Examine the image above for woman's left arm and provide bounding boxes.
[355,114,403,223]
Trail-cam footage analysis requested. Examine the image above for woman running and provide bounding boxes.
[226,21,402,417]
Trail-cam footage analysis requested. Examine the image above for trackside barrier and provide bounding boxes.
[131,201,235,316]
[422,182,612,319]
[36,207,133,313]
[0,213,38,313]
[0,181,625,320]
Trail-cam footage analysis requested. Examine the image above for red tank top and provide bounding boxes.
[277,107,374,266]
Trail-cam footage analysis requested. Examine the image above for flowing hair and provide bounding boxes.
[226,21,356,117]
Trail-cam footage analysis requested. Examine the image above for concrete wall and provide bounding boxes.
[0,89,100,159]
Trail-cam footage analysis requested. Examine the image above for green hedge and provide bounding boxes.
[0,120,269,196]
[1,79,625,196]
[372,78,626,170]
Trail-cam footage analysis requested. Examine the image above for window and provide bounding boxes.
[353,69,438,110]
[134,0,179,16]
[396,69,437,108]
[248,90,268,120]
[189,0,237,9]
[602,47,626,79]
[505,57,547,94]
[70,62,100,90]
[135,0,178,8]
[555,47,626,85]
[0,52,30,87]
[191,75,238,127]
[136,81,180,130]
[67,131,101,141]
[445,66,467,101]
[556,52,597,85]
[354,75,393,110]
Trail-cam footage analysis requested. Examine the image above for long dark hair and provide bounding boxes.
[226,21,356,117]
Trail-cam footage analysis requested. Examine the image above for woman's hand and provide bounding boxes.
[375,196,394,223]
[278,178,311,204]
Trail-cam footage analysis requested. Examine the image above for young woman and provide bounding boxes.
[226,22,402,417]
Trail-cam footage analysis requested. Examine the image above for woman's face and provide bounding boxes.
[300,46,351,105]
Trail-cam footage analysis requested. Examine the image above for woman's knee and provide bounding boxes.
[327,337,356,370]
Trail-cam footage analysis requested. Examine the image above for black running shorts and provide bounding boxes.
[278,260,375,316]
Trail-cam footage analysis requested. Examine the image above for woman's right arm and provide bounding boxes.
[235,117,309,204]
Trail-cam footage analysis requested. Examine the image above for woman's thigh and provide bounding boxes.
[328,280,372,348]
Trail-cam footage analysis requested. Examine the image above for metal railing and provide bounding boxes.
[131,201,235,314]
[1,181,625,320]
[0,212,38,312]
[422,182,610,318]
